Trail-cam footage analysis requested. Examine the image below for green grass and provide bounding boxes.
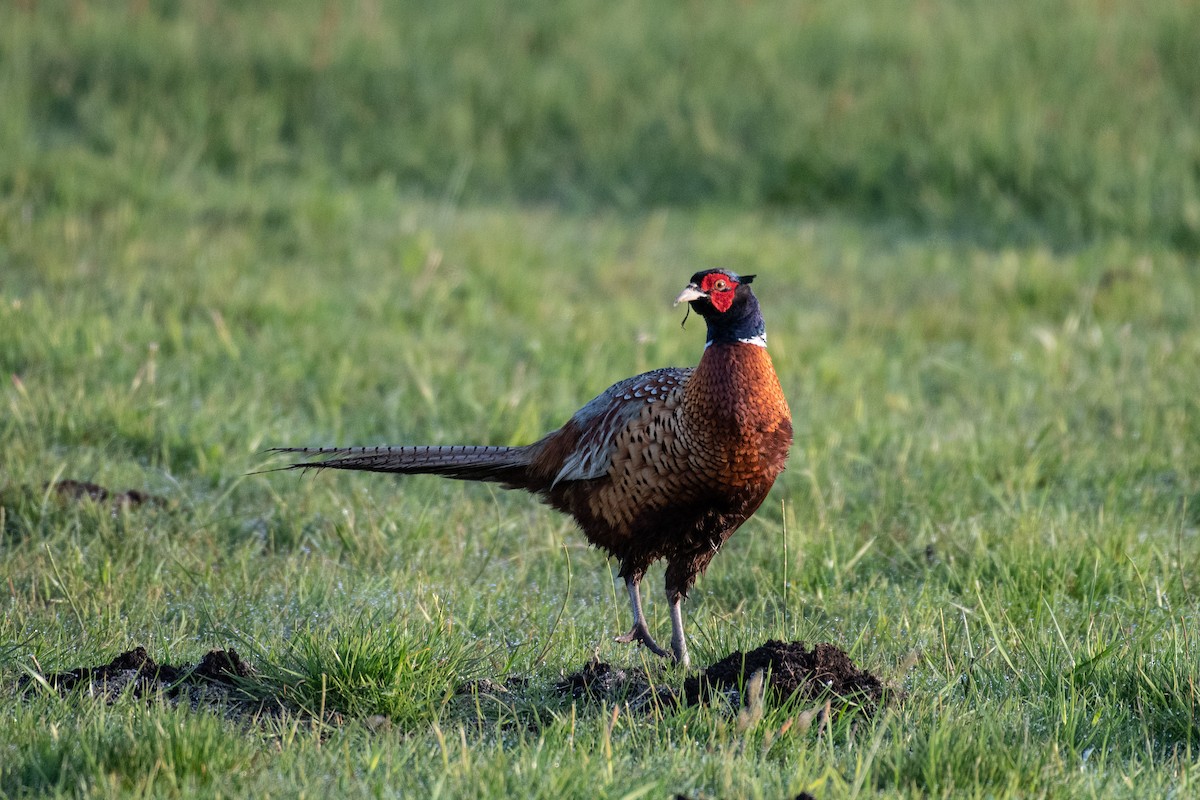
[3,1,1200,798]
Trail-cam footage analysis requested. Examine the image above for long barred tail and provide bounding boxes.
[270,444,535,484]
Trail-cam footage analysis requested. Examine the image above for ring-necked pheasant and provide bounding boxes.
[274,269,792,667]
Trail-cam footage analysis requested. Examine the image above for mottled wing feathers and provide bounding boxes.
[584,383,697,529]
[548,368,692,485]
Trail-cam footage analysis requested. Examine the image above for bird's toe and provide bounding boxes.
[614,623,670,658]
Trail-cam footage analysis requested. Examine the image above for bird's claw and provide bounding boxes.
[614,623,671,658]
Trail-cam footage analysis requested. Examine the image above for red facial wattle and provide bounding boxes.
[699,273,737,313]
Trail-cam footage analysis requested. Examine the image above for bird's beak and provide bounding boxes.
[673,283,706,306]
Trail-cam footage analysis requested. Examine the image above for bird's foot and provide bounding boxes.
[614,622,670,659]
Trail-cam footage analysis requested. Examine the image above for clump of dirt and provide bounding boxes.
[50,479,166,510]
[19,646,264,712]
[557,640,893,717]
[684,640,889,715]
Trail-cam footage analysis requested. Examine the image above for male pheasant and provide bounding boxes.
[275,269,792,668]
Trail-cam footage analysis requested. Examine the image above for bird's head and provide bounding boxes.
[673,269,756,315]
[673,269,767,347]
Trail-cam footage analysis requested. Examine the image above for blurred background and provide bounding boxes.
[4,0,1199,250]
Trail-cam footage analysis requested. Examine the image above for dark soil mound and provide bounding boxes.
[557,640,892,717]
[683,640,888,714]
[20,646,258,709]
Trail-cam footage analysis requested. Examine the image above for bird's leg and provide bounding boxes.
[614,576,669,658]
[666,588,690,669]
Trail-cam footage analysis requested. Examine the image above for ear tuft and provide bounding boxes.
[741,274,756,285]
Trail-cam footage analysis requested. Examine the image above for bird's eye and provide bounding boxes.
[714,279,729,291]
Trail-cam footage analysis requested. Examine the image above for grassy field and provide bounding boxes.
[3,2,1199,798]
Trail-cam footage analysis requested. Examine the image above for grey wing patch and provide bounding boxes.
[552,367,691,485]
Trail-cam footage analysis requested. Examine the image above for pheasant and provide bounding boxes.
[274,269,792,667]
